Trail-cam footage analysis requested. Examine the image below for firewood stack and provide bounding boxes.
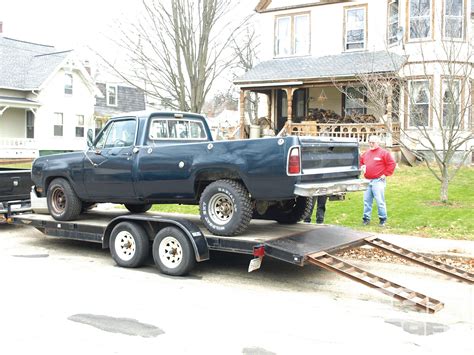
[304,108,378,124]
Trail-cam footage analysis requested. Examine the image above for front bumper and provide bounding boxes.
[294,178,369,197]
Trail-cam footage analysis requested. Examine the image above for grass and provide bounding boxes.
[0,162,33,169]
[151,165,474,240]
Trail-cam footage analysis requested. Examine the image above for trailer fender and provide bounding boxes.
[102,215,210,262]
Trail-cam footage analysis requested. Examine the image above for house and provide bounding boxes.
[93,79,146,135]
[0,36,96,159]
[235,0,474,162]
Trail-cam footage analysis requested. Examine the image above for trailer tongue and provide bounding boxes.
[9,211,473,313]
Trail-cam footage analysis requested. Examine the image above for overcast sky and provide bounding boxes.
[1,0,140,50]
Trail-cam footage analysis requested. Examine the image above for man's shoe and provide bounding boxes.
[362,219,370,225]
[379,219,386,227]
[316,220,324,224]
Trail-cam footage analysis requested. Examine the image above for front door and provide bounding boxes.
[83,118,137,200]
[276,90,288,133]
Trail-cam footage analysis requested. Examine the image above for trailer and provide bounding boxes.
[7,207,473,314]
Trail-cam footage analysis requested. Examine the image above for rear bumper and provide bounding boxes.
[294,178,369,197]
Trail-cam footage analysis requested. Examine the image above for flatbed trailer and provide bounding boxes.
[8,209,473,313]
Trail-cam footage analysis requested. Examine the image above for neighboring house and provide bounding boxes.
[0,36,96,159]
[235,0,474,161]
[93,81,146,135]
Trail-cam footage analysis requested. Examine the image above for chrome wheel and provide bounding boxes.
[114,230,136,261]
[208,192,234,225]
[158,236,183,269]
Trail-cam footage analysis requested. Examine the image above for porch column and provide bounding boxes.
[284,87,296,124]
[267,91,272,129]
[385,84,393,147]
[239,89,246,139]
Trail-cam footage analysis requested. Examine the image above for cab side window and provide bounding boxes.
[96,120,136,149]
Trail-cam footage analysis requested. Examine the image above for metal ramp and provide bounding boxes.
[364,237,474,284]
[308,252,444,313]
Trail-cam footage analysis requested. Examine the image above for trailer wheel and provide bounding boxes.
[153,227,196,276]
[200,179,252,236]
[269,197,312,224]
[124,203,153,213]
[110,222,150,268]
[47,178,82,221]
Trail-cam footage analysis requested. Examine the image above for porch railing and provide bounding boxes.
[0,138,38,159]
[279,122,400,145]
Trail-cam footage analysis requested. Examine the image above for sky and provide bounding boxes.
[1,0,140,52]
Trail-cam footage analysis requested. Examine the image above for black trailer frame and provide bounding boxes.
[8,210,474,313]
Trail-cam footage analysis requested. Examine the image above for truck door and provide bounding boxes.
[83,119,137,199]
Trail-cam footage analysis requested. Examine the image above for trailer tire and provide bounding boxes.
[124,203,153,213]
[153,227,196,276]
[47,178,82,221]
[269,196,312,224]
[110,221,150,268]
[200,179,252,236]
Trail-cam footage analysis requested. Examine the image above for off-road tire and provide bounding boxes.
[266,196,313,224]
[124,203,153,213]
[153,227,196,276]
[200,179,252,236]
[47,178,82,221]
[110,221,150,268]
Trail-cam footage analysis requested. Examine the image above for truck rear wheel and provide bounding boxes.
[124,203,152,213]
[110,221,150,268]
[153,227,196,276]
[268,197,312,224]
[47,178,82,221]
[199,179,252,236]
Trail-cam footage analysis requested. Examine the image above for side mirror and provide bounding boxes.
[87,129,94,148]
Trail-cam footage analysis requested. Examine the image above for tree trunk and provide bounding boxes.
[440,170,449,203]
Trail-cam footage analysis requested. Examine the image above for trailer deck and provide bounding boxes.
[10,210,474,313]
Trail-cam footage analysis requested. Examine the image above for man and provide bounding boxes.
[304,195,328,224]
[360,135,396,226]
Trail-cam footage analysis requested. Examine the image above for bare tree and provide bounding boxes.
[231,26,260,125]
[97,0,250,113]
[334,38,473,203]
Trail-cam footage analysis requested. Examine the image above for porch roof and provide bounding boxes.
[234,51,406,86]
[0,95,41,109]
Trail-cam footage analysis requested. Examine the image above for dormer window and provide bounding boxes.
[107,84,118,106]
[64,73,73,95]
[274,12,310,57]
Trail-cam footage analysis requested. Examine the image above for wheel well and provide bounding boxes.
[194,170,246,200]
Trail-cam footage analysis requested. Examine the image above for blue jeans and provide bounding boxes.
[363,178,387,221]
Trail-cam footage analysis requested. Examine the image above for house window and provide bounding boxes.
[107,84,118,106]
[444,0,464,39]
[64,73,73,95]
[54,113,64,136]
[26,111,35,138]
[387,1,400,45]
[344,87,367,115]
[344,6,366,51]
[409,0,431,40]
[275,13,310,56]
[442,79,461,127]
[76,115,85,137]
[409,80,430,127]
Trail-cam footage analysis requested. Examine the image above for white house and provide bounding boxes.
[235,0,474,162]
[0,37,96,159]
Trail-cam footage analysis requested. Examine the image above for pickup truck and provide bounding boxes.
[31,111,367,236]
[0,167,33,216]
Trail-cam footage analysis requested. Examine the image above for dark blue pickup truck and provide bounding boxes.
[31,112,367,235]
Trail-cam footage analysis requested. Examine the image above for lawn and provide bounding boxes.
[151,165,474,240]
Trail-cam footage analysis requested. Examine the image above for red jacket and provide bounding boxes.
[360,147,396,179]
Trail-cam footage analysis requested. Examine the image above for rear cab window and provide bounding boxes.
[148,118,207,142]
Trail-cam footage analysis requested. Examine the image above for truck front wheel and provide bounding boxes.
[47,178,82,221]
[268,196,313,224]
[200,179,252,236]
[124,203,152,213]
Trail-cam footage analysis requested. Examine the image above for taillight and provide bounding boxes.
[288,147,301,175]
